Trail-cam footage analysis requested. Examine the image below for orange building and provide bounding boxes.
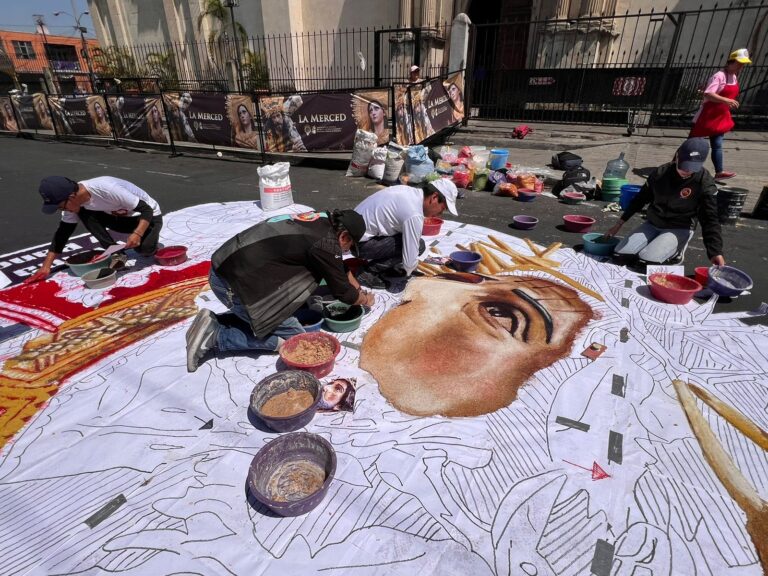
[0,29,100,94]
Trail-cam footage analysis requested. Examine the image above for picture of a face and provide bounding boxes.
[238,104,252,129]
[368,101,384,127]
[360,275,594,417]
[318,378,354,411]
[151,105,161,122]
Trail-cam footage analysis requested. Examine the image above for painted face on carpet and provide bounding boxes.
[360,274,594,417]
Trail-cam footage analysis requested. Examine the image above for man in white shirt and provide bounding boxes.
[354,179,458,287]
[26,176,163,283]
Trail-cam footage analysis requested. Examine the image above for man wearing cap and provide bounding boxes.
[409,65,422,84]
[606,138,725,266]
[353,180,459,287]
[26,176,163,283]
[186,209,373,372]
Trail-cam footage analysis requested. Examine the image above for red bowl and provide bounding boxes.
[694,266,709,286]
[279,332,341,378]
[563,214,596,232]
[422,217,444,236]
[648,273,702,304]
[155,245,188,266]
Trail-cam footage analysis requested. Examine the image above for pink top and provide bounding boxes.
[693,70,737,122]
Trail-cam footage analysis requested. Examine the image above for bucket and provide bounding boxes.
[717,186,748,224]
[489,149,509,171]
[620,184,643,210]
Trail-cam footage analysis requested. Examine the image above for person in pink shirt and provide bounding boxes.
[690,48,752,179]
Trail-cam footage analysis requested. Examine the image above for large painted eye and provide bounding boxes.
[480,301,528,340]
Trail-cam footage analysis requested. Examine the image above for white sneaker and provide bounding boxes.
[186,309,217,372]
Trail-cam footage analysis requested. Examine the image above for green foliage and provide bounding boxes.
[91,46,140,78]
[145,51,179,90]
[242,49,269,91]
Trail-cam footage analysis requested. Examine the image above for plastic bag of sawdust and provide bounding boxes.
[366,145,387,180]
[257,162,294,211]
[404,145,434,184]
[346,129,378,177]
[382,143,407,185]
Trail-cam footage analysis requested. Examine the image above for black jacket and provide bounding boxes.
[211,213,359,338]
[621,163,723,259]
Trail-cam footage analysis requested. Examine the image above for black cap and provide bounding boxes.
[336,209,367,244]
[677,138,709,173]
[39,176,78,214]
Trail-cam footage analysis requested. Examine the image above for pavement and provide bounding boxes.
[1,125,765,323]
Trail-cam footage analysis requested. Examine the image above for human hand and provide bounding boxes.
[727,98,739,109]
[364,291,375,307]
[710,254,726,266]
[23,268,50,284]
[605,221,624,238]
[124,232,142,249]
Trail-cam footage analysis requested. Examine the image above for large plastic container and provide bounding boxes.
[620,184,643,210]
[489,149,509,170]
[603,152,630,179]
[717,186,748,224]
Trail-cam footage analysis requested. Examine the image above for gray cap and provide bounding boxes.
[677,138,709,173]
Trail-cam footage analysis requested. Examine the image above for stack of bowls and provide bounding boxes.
[601,177,628,202]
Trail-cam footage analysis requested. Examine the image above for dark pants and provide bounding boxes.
[78,208,163,255]
[357,234,426,274]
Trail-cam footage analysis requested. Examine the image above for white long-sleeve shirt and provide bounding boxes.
[354,185,424,275]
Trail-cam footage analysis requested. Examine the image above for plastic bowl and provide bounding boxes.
[449,250,483,272]
[563,214,596,233]
[516,189,537,202]
[155,245,188,266]
[422,217,444,236]
[708,265,753,298]
[250,371,322,432]
[582,233,621,256]
[81,268,117,289]
[694,266,709,287]
[248,432,336,517]
[648,273,702,304]
[512,215,539,230]
[322,302,365,333]
[561,191,586,205]
[293,308,324,332]
[279,332,341,378]
[66,250,112,277]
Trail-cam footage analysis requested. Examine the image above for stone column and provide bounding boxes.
[399,0,413,28]
[579,0,605,17]
[421,0,436,27]
[448,13,471,72]
[551,0,571,19]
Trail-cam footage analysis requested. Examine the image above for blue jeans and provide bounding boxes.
[710,133,724,173]
[614,220,694,263]
[208,269,304,353]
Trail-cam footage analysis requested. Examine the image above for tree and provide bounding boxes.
[242,49,270,91]
[145,50,179,90]
[91,46,140,78]
[197,0,247,56]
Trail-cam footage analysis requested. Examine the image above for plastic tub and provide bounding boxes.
[279,332,341,378]
[516,189,537,202]
[561,191,586,204]
[323,302,365,333]
[248,432,336,517]
[708,265,753,297]
[66,250,112,277]
[155,245,188,266]
[81,268,117,289]
[694,266,709,287]
[250,371,322,432]
[563,215,596,232]
[582,233,620,256]
[449,251,483,272]
[513,215,538,230]
[422,217,444,236]
[489,149,509,170]
[648,273,702,304]
[619,184,643,210]
[293,308,324,332]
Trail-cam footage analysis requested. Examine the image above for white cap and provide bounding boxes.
[427,179,459,216]
[410,65,420,72]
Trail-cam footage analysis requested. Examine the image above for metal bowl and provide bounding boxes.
[248,432,336,517]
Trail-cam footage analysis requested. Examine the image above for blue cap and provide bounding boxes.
[39,176,78,214]
[677,138,709,173]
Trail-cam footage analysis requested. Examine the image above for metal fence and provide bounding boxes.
[467,3,768,129]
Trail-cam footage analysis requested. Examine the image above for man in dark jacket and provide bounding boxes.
[186,209,374,372]
[606,138,725,266]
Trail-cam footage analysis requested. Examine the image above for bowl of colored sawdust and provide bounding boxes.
[154,245,188,266]
[248,432,336,517]
[66,249,112,277]
[322,301,365,333]
[81,268,117,289]
[250,370,322,432]
[422,217,444,236]
[279,332,341,378]
[648,273,702,305]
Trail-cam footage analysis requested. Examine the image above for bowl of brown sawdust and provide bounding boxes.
[250,370,322,432]
[279,332,341,379]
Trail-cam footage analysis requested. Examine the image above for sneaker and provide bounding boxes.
[186,309,217,372]
[110,252,129,270]
[356,270,387,290]
[664,253,684,265]
[715,171,736,180]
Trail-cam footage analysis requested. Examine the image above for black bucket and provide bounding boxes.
[716,186,748,224]
[752,186,768,220]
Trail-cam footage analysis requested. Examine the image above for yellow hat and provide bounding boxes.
[729,48,752,64]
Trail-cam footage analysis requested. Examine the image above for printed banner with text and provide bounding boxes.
[11,94,53,131]
[48,95,113,137]
[408,71,465,143]
[0,97,19,132]
[107,95,168,143]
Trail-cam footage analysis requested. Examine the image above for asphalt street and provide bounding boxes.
[1,135,765,323]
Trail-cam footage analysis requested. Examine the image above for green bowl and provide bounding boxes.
[322,302,365,333]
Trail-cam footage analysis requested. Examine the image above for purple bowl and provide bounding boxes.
[707,265,753,298]
[512,215,539,230]
[248,432,336,517]
[249,370,322,432]
[449,250,483,272]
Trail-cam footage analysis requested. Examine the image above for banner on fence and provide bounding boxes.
[0,97,19,132]
[107,96,168,143]
[394,86,415,146]
[11,94,53,131]
[408,72,464,142]
[48,95,112,137]
[259,89,390,152]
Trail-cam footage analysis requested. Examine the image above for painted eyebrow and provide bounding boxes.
[512,289,554,344]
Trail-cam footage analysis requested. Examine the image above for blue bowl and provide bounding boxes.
[293,308,324,332]
[449,250,483,272]
[708,265,753,298]
[582,233,621,256]
[516,189,537,202]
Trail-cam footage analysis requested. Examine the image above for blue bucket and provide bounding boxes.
[620,184,643,210]
[489,149,509,170]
